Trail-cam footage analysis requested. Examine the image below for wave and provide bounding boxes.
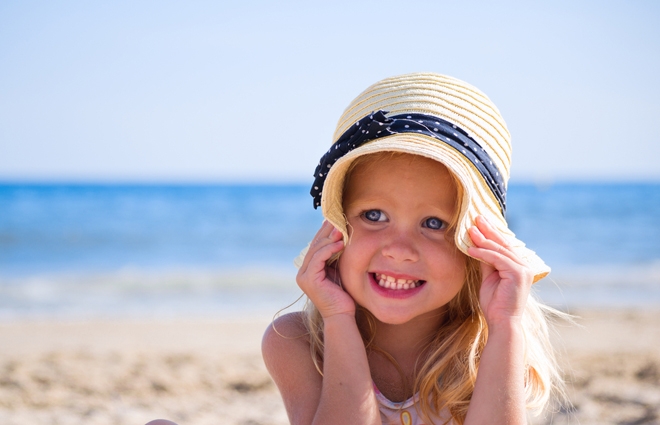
[532,261,660,310]
[0,266,304,321]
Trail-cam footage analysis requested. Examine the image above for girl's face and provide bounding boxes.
[338,153,467,325]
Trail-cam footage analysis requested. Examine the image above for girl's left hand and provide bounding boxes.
[467,216,534,327]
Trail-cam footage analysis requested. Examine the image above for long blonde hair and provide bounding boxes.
[301,152,565,424]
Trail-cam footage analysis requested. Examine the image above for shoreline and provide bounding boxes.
[1,308,659,425]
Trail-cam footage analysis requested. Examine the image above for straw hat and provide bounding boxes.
[297,72,549,283]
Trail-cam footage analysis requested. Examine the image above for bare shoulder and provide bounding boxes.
[262,311,322,424]
[262,311,313,372]
[263,311,309,342]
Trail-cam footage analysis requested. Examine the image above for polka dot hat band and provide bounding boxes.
[297,72,550,283]
[311,110,507,215]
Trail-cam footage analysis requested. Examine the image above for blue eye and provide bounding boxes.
[363,209,386,222]
[423,217,445,230]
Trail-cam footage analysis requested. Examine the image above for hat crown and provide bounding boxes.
[333,73,512,183]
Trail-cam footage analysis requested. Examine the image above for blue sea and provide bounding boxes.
[1,183,659,320]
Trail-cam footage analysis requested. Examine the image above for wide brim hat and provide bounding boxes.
[296,73,549,283]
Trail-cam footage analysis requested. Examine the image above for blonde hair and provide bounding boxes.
[301,152,565,424]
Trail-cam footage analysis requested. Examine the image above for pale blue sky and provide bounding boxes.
[1,0,658,182]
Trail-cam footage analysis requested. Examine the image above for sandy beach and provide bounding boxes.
[1,309,659,425]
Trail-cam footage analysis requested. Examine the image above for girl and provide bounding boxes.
[262,73,563,425]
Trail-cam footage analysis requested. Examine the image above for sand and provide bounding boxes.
[1,309,659,425]
[538,309,660,425]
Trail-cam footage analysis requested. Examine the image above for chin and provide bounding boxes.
[363,303,447,327]
[368,308,425,326]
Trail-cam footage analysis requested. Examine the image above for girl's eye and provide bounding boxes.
[363,209,386,222]
[423,217,446,230]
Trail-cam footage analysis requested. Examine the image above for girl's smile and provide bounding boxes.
[369,272,425,299]
[338,153,467,325]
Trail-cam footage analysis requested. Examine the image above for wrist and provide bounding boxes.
[323,311,358,327]
[323,313,361,340]
[486,317,524,338]
[319,304,356,321]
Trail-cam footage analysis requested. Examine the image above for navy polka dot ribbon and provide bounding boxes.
[311,110,507,215]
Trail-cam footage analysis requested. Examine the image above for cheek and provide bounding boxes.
[340,226,373,258]
[337,243,354,281]
[336,252,361,300]
[337,243,361,276]
[450,254,468,293]
[450,251,468,281]
[450,247,467,271]
[337,233,374,281]
[430,242,467,280]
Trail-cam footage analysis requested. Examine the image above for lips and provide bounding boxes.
[373,273,425,290]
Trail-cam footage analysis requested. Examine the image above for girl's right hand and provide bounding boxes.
[296,221,356,318]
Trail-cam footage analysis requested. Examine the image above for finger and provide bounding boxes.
[477,255,496,284]
[297,239,345,288]
[469,225,522,264]
[469,225,525,267]
[306,240,344,276]
[299,222,342,272]
[309,221,334,247]
[299,226,343,275]
[474,216,512,248]
[467,246,532,286]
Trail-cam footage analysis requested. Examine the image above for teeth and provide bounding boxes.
[375,273,421,290]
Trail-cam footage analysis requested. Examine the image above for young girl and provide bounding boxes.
[262,73,563,425]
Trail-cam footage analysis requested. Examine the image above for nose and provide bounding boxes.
[381,230,419,263]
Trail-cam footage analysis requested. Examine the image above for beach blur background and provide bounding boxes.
[1,1,659,424]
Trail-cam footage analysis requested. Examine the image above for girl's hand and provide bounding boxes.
[297,221,356,319]
[467,216,533,328]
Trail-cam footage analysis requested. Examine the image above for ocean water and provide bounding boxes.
[1,183,659,319]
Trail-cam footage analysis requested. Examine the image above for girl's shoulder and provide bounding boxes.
[261,311,316,377]
[262,311,310,352]
[262,311,323,424]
